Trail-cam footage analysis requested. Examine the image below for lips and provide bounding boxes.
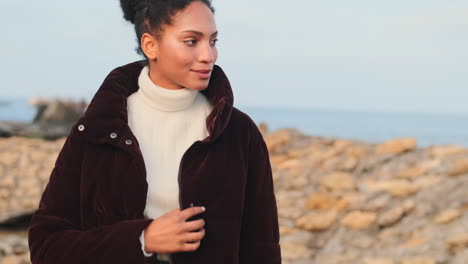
[192,69,211,74]
[191,69,212,80]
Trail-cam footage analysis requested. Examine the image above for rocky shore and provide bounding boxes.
[0,124,467,263]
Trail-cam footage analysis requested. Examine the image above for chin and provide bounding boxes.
[188,82,209,91]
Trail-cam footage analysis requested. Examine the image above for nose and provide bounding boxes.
[199,43,216,64]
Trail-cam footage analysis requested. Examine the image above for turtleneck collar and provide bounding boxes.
[137,65,198,112]
[81,60,234,144]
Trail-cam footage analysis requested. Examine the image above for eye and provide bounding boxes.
[211,38,218,46]
[184,39,197,46]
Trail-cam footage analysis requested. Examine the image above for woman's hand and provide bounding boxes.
[143,206,206,254]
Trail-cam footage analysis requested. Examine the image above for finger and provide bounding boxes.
[169,208,181,214]
[162,208,180,218]
[182,218,205,231]
[181,240,201,252]
[182,228,205,242]
[179,206,205,221]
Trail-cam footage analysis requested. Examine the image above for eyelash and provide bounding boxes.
[185,39,218,46]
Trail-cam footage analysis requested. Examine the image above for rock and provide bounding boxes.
[402,230,427,248]
[0,188,9,199]
[258,122,268,135]
[280,241,312,260]
[0,151,20,167]
[341,211,376,230]
[386,179,418,197]
[1,125,468,263]
[395,165,427,179]
[347,235,375,249]
[413,175,441,189]
[363,179,417,197]
[341,156,359,171]
[319,172,356,191]
[333,196,352,211]
[306,191,358,212]
[446,233,468,253]
[295,210,337,231]
[452,249,468,264]
[270,154,289,165]
[0,136,64,223]
[375,138,417,155]
[314,252,360,264]
[264,129,291,152]
[362,258,394,264]
[395,160,441,180]
[305,192,338,210]
[277,159,303,170]
[0,255,21,264]
[433,209,461,224]
[399,257,436,264]
[0,240,13,255]
[18,122,73,139]
[364,194,391,211]
[447,158,468,176]
[377,206,405,227]
[0,121,73,139]
[345,144,367,159]
[337,192,363,211]
[279,207,304,219]
[401,199,416,213]
[322,155,359,172]
[430,144,467,158]
[32,98,86,124]
[12,243,28,255]
[279,226,300,236]
[0,122,13,137]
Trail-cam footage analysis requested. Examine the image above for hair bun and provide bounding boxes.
[119,0,146,24]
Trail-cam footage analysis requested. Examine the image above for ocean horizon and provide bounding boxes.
[1,96,468,148]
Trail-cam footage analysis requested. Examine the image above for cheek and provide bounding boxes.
[171,50,194,82]
[180,52,194,66]
[162,41,192,66]
[171,44,193,63]
[167,50,193,73]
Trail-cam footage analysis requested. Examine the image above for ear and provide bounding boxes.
[141,32,159,60]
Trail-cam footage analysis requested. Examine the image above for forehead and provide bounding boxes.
[167,2,217,34]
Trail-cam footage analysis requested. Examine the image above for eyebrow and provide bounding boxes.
[181,30,218,37]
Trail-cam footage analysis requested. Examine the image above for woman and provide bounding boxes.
[28,0,281,263]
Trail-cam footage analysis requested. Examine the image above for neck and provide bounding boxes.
[147,64,183,90]
[137,65,199,112]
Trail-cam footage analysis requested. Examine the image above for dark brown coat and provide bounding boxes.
[28,60,281,264]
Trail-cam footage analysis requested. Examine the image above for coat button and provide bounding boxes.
[78,124,85,131]
[110,132,117,139]
[125,139,132,145]
[189,202,194,207]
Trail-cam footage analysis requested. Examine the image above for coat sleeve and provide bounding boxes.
[28,123,155,264]
[239,123,282,264]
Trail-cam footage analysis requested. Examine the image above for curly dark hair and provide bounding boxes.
[119,0,215,59]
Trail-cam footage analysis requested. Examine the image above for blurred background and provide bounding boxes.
[1,0,468,145]
[1,1,468,263]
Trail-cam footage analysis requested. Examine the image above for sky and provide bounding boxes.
[1,0,467,114]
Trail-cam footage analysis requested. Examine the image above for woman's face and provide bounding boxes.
[144,1,218,91]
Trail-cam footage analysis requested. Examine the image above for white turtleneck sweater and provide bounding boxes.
[127,65,213,261]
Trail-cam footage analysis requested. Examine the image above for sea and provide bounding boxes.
[1,97,468,148]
